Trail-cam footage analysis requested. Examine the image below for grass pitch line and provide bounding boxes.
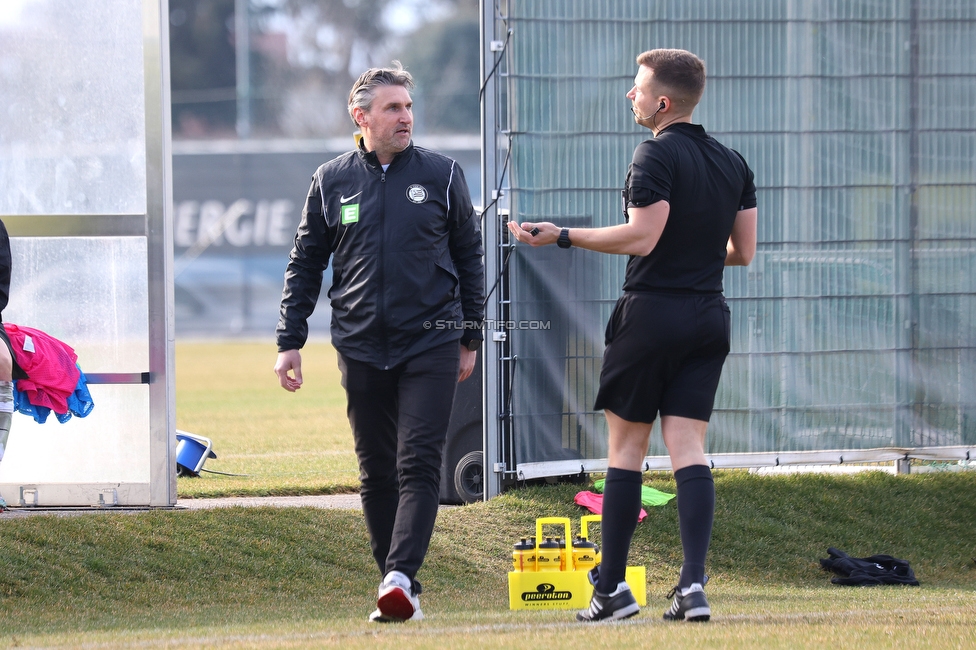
[215,450,354,459]
[177,494,363,510]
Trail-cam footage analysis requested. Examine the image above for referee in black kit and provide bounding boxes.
[509,48,757,623]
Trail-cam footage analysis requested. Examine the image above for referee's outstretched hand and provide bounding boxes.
[507,220,558,247]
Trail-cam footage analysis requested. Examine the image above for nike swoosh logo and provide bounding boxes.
[339,192,362,204]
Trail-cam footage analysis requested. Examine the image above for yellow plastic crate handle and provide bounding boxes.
[580,514,602,541]
[535,517,572,568]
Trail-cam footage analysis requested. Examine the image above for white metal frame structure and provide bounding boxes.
[479,0,975,489]
[480,0,512,498]
[0,0,175,507]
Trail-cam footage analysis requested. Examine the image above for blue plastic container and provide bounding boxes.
[175,431,217,477]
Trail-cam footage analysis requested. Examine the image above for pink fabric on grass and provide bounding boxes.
[574,490,647,522]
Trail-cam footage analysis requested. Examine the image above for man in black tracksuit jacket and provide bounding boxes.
[274,63,485,623]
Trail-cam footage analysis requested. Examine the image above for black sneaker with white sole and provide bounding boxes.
[663,583,710,622]
[576,580,640,622]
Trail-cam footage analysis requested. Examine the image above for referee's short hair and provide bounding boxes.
[636,49,706,110]
[348,61,415,124]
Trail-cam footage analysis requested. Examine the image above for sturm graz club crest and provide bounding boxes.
[406,184,428,204]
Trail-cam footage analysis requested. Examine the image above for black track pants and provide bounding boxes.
[338,341,460,584]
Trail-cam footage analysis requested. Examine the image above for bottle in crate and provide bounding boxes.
[512,537,537,572]
[536,537,561,571]
[580,515,603,568]
[572,535,599,572]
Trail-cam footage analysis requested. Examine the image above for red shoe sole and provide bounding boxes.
[377,587,415,621]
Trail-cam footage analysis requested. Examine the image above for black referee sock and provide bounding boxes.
[596,467,643,594]
[674,464,715,589]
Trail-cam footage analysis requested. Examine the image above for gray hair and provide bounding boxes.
[347,61,415,125]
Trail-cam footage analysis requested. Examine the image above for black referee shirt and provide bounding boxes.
[621,122,756,294]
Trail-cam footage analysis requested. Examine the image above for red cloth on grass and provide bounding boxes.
[5,323,80,415]
[575,490,647,522]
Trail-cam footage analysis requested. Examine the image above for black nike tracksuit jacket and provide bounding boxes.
[276,141,485,370]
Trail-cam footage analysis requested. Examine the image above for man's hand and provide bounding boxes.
[507,220,558,246]
[459,346,477,382]
[274,349,303,392]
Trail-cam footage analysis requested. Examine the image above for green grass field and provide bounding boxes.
[175,340,360,497]
[0,342,973,648]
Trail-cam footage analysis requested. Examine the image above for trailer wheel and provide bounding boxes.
[453,450,484,504]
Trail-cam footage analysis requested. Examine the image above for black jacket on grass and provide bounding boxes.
[820,547,919,586]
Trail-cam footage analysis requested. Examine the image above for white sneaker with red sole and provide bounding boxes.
[371,571,423,623]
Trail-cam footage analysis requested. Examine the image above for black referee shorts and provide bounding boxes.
[593,291,731,424]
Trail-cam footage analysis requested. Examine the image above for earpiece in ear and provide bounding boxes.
[659,101,666,111]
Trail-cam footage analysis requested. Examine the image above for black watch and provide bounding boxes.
[557,227,572,249]
[463,338,482,351]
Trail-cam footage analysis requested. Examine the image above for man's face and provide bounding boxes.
[357,84,413,161]
[626,65,658,124]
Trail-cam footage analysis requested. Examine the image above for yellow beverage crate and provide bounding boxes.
[508,516,647,611]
